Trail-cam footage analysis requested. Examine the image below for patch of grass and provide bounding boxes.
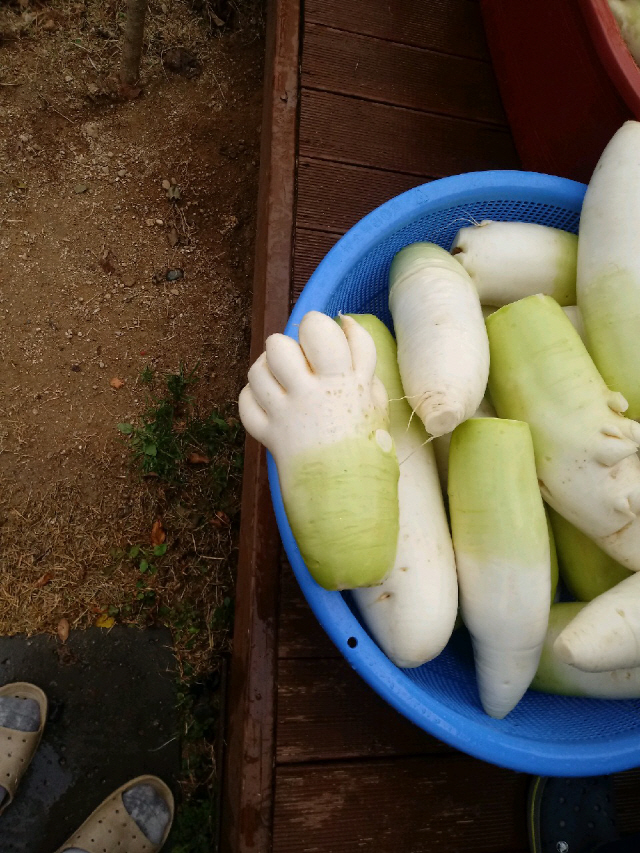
[169,665,225,852]
[140,364,155,385]
[169,797,215,853]
[118,363,242,486]
[113,362,244,844]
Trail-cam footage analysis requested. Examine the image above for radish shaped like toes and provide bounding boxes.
[389,242,489,437]
[487,294,640,572]
[239,311,400,591]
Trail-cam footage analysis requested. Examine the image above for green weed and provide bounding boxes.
[117,363,242,486]
[169,797,215,853]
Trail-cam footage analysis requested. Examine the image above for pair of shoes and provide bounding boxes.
[528,774,619,853]
[0,682,174,852]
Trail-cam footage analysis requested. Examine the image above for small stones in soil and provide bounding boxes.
[166,269,184,282]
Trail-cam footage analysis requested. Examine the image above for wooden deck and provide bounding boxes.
[220,1,640,851]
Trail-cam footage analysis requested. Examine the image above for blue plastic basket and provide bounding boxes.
[268,170,640,777]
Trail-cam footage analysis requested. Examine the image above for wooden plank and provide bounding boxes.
[278,560,340,658]
[297,159,425,235]
[292,228,339,302]
[220,0,300,850]
[277,658,451,763]
[273,756,529,852]
[305,0,490,59]
[302,24,507,124]
[299,90,519,178]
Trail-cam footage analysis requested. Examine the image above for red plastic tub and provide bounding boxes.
[481,0,640,182]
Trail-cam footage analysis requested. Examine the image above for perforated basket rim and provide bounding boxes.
[268,170,640,776]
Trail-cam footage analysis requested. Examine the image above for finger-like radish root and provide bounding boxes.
[239,311,400,590]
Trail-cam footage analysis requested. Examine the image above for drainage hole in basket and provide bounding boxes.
[347,637,358,649]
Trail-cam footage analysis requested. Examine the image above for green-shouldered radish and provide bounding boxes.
[448,417,551,719]
[547,511,560,603]
[432,396,496,492]
[452,220,577,307]
[239,310,400,591]
[346,314,458,667]
[483,303,584,341]
[487,294,640,572]
[531,602,640,697]
[554,571,640,672]
[577,120,640,418]
[548,507,632,601]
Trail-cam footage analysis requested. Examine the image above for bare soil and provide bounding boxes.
[0,0,263,667]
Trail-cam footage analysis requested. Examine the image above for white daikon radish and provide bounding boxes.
[452,220,577,307]
[531,603,640,698]
[483,303,584,341]
[448,417,551,719]
[577,120,640,418]
[547,507,632,602]
[554,572,640,672]
[487,294,640,572]
[432,396,496,492]
[389,242,489,437]
[347,315,458,668]
[239,311,399,590]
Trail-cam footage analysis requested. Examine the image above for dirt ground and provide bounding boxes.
[0,1,263,666]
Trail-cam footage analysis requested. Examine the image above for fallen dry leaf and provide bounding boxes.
[110,377,125,389]
[151,519,166,546]
[211,510,230,528]
[95,613,115,629]
[34,571,54,588]
[187,452,210,464]
[168,227,180,247]
[57,617,70,644]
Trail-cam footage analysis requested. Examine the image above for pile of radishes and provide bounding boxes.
[239,121,640,719]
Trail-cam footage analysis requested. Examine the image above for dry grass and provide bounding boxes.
[0,0,263,88]
[0,0,262,677]
[0,371,244,674]
[0,2,263,844]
